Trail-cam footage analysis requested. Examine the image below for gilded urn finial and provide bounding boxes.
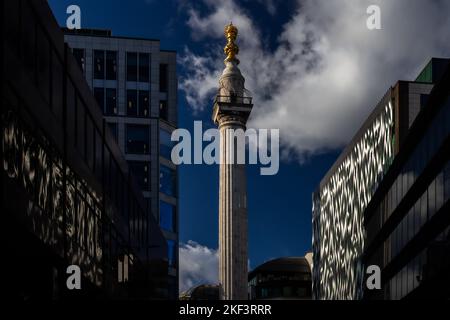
[224,22,239,63]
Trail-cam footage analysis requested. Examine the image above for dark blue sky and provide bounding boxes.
[48,0,341,269]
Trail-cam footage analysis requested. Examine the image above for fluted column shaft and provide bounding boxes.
[218,117,248,300]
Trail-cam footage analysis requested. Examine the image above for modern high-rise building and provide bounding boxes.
[312,58,449,300]
[362,62,450,300]
[63,28,179,298]
[1,0,168,299]
[213,23,253,300]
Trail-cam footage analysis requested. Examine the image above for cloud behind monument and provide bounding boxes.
[179,0,450,162]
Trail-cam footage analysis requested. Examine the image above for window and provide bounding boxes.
[160,64,168,92]
[127,52,137,81]
[72,48,85,73]
[127,90,138,116]
[407,208,414,243]
[76,96,86,157]
[435,172,444,212]
[160,201,176,233]
[160,165,176,197]
[139,53,150,82]
[94,87,104,111]
[128,161,150,191]
[167,239,177,267]
[414,200,421,235]
[105,88,117,115]
[127,90,149,117]
[428,178,436,218]
[420,94,429,109]
[420,191,427,224]
[126,125,149,154]
[139,91,150,117]
[106,51,117,80]
[160,129,173,159]
[160,100,168,121]
[94,50,104,79]
[445,161,450,203]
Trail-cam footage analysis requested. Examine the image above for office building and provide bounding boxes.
[63,26,179,298]
[248,257,312,300]
[363,62,450,300]
[312,58,449,299]
[1,0,168,299]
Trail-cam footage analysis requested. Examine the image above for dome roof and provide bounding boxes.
[248,257,311,280]
[180,284,220,300]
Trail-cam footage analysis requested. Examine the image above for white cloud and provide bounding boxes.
[179,0,450,162]
[179,241,219,293]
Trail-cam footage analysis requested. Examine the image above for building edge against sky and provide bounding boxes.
[312,58,449,300]
[1,0,169,299]
[63,27,179,298]
[362,62,450,300]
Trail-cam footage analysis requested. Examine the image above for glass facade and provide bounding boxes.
[93,50,117,80]
[128,161,150,191]
[126,52,138,81]
[160,100,168,121]
[105,88,117,115]
[127,52,150,82]
[160,165,176,197]
[105,50,117,80]
[388,227,450,300]
[63,23,179,298]
[94,87,104,111]
[94,87,117,115]
[107,122,118,143]
[160,201,176,232]
[363,90,450,299]
[167,239,177,267]
[160,129,173,159]
[72,48,85,73]
[127,89,138,116]
[94,50,104,80]
[160,64,168,92]
[384,164,449,265]
[126,124,149,154]
[126,90,149,117]
[139,53,150,82]
[139,90,150,117]
[1,0,167,298]
[372,96,450,228]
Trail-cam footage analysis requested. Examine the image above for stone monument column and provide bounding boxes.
[212,23,253,300]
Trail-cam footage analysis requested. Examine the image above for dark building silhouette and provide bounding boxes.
[1,0,168,299]
[363,62,450,300]
[248,257,312,300]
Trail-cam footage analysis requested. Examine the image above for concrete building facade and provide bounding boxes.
[64,29,179,298]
